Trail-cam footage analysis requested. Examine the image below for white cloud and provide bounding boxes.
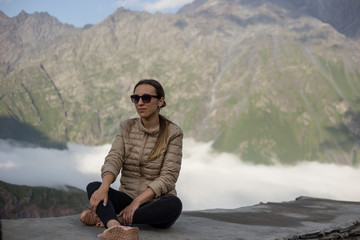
[115,0,141,8]
[0,161,17,169]
[144,0,194,12]
[0,140,108,190]
[0,138,360,211]
[115,0,194,13]
[177,139,360,210]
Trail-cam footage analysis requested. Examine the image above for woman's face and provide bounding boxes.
[133,84,164,121]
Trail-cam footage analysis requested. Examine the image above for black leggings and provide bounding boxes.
[86,181,182,229]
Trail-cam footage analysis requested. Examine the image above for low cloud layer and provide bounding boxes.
[0,139,359,210]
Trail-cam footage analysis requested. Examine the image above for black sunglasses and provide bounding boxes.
[130,94,160,103]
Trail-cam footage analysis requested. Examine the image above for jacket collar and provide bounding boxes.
[137,118,159,135]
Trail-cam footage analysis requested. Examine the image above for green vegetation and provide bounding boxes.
[213,99,309,164]
[0,181,88,219]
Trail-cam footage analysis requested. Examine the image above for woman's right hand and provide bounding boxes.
[90,186,109,211]
[90,174,114,211]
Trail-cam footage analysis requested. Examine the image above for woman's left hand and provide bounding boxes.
[119,187,155,225]
[119,201,140,225]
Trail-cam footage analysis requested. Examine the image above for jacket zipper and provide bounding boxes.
[138,132,148,194]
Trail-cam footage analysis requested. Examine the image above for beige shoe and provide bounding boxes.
[80,209,104,228]
[103,226,139,240]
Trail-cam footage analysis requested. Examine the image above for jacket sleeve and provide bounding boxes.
[148,125,183,198]
[101,122,126,182]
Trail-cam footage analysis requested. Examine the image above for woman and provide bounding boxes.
[81,79,183,240]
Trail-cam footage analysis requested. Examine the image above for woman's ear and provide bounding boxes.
[158,97,165,108]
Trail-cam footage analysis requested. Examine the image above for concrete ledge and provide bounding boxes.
[2,196,360,240]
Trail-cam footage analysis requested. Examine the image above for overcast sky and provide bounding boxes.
[0,0,195,27]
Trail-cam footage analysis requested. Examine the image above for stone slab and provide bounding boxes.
[2,196,360,240]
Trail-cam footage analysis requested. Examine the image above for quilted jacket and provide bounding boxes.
[101,118,183,199]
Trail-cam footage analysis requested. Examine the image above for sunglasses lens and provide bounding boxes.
[131,95,140,103]
[131,94,158,103]
[142,94,152,103]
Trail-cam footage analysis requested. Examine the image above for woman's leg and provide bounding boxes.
[132,195,182,228]
[86,181,133,227]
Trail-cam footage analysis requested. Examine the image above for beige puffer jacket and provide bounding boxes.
[101,118,183,199]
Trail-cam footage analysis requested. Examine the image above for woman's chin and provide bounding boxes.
[138,113,148,119]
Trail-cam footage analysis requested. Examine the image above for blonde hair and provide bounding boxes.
[148,114,169,160]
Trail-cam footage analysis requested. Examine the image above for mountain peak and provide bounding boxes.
[0,10,10,21]
[18,10,29,16]
[13,10,30,24]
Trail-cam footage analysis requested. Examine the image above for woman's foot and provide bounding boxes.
[98,225,139,240]
[80,209,104,228]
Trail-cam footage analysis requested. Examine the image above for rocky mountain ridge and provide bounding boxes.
[0,10,80,77]
[179,0,360,38]
[0,0,360,164]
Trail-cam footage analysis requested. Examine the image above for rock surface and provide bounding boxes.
[2,196,360,240]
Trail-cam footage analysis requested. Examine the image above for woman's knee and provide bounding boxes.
[159,195,182,228]
[86,181,101,199]
[174,196,182,213]
[164,195,182,214]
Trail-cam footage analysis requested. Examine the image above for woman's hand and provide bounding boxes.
[90,186,109,211]
[118,187,155,225]
[89,174,114,211]
[119,201,140,225]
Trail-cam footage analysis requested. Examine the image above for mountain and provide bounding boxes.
[0,181,88,219]
[0,10,80,77]
[179,0,360,38]
[0,0,360,165]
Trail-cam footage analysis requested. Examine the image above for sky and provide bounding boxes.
[0,0,195,27]
[1,138,360,211]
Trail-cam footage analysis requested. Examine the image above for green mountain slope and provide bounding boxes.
[0,181,88,219]
[0,0,360,165]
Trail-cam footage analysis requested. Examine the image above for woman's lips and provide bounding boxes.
[138,108,146,112]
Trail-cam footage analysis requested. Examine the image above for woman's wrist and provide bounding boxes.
[99,184,109,193]
[99,174,113,191]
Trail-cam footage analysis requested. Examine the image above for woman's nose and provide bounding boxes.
[138,98,145,104]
